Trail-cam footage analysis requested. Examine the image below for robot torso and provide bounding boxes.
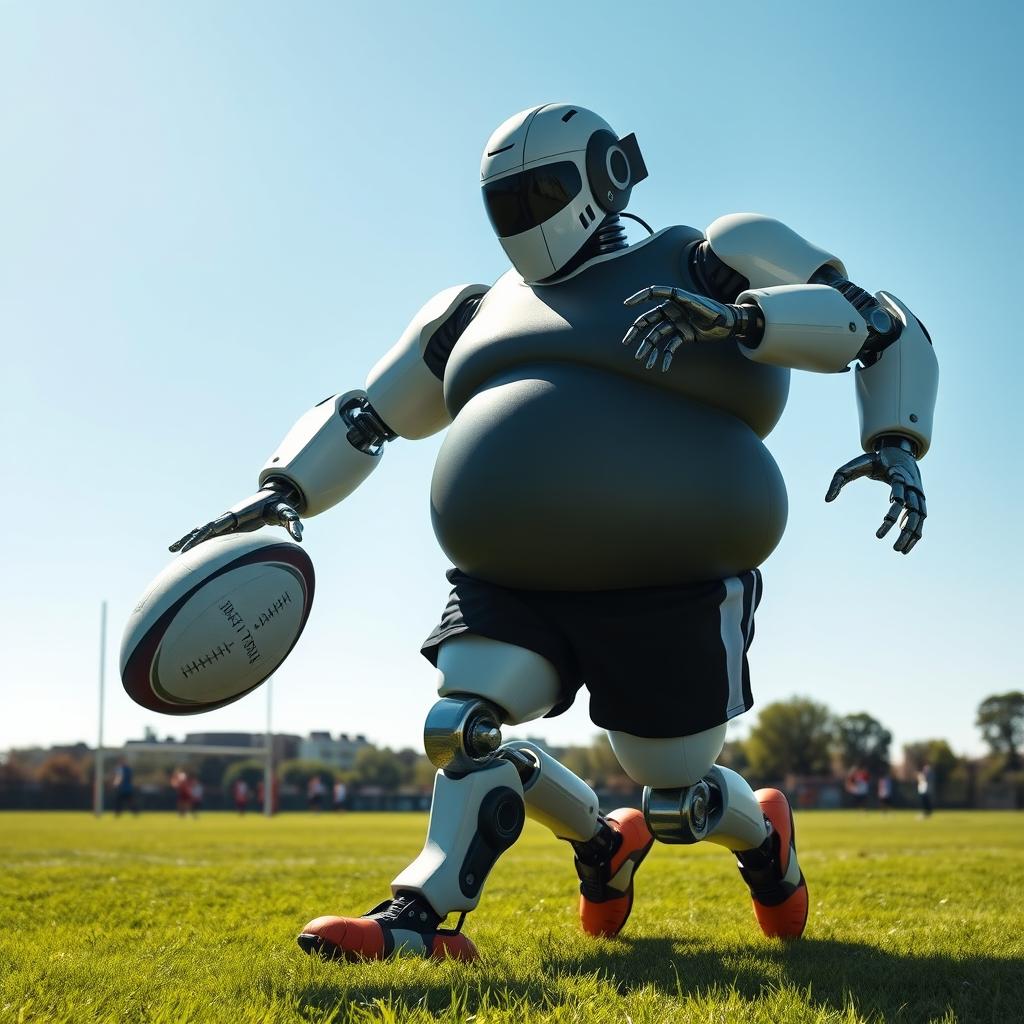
[430,225,791,591]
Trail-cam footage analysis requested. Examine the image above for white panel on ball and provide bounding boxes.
[120,533,315,715]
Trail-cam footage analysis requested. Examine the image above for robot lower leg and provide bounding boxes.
[391,695,602,917]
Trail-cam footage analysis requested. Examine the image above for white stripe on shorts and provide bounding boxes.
[719,575,746,718]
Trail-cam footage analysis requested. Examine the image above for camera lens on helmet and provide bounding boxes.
[609,149,629,187]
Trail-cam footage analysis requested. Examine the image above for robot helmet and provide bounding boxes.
[480,104,648,283]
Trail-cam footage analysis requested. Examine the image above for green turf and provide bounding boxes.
[1,810,1021,1023]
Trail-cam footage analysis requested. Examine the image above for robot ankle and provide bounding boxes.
[570,818,620,866]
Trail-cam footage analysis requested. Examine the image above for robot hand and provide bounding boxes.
[169,483,304,554]
[825,438,927,554]
[622,286,760,372]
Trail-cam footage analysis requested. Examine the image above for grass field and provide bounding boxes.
[1,810,1022,1024]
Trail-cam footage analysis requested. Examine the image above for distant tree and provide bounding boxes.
[902,739,960,787]
[411,755,439,789]
[394,748,421,782]
[223,759,268,790]
[277,759,337,788]
[975,692,1024,772]
[718,739,749,773]
[588,734,626,783]
[562,735,629,787]
[350,747,404,791]
[559,744,591,781]
[0,751,31,784]
[38,753,84,785]
[835,713,893,774]
[745,698,834,780]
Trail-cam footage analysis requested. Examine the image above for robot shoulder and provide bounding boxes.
[705,212,847,289]
[365,283,488,439]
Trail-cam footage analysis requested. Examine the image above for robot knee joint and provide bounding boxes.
[423,695,504,773]
[643,779,717,844]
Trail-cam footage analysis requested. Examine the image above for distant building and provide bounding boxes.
[272,734,302,761]
[299,732,371,771]
[124,731,301,761]
[183,732,262,749]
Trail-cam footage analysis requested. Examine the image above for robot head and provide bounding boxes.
[480,103,648,283]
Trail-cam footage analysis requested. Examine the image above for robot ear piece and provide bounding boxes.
[585,129,648,215]
[618,133,648,185]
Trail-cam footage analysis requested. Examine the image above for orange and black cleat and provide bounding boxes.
[736,788,808,939]
[574,808,654,938]
[297,891,478,962]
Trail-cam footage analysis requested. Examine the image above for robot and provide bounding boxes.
[172,103,938,961]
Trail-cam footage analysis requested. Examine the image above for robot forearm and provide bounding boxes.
[854,292,938,457]
[735,283,869,372]
[258,391,387,518]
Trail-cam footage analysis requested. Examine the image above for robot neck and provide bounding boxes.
[540,214,628,284]
[588,213,629,256]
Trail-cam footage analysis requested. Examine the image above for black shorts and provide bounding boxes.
[421,568,762,739]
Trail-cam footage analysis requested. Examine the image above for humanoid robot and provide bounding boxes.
[172,103,938,961]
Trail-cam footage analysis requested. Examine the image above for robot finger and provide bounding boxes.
[894,509,922,553]
[622,308,665,348]
[903,520,925,553]
[661,335,686,373]
[168,531,190,553]
[623,286,658,307]
[875,499,904,539]
[637,321,677,368]
[172,522,214,554]
[893,491,923,553]
[662,304,702,344]
[168,531,194,553]
[668,314,696,342]
[275,504,304,543]
[645,285,687,303]
[824,454,875,502]
[906,488,923,518]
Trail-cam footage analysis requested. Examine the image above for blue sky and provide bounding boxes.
[2,1,1021,761]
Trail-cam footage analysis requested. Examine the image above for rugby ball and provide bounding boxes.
[120,534,315,714]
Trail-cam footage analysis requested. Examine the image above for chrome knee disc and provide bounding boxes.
[643,781,712,844]
[423,696,504,773]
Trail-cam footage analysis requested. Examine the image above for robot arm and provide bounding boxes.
[169,283,488,553]
[701,213,938,456]
[717,215,937,553]
[619,213,938,553]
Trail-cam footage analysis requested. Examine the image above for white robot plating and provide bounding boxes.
[171,101,937,958]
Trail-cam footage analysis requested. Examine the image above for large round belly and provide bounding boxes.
[430,364,788,590]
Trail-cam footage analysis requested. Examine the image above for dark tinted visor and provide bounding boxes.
[482,161,583,237]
